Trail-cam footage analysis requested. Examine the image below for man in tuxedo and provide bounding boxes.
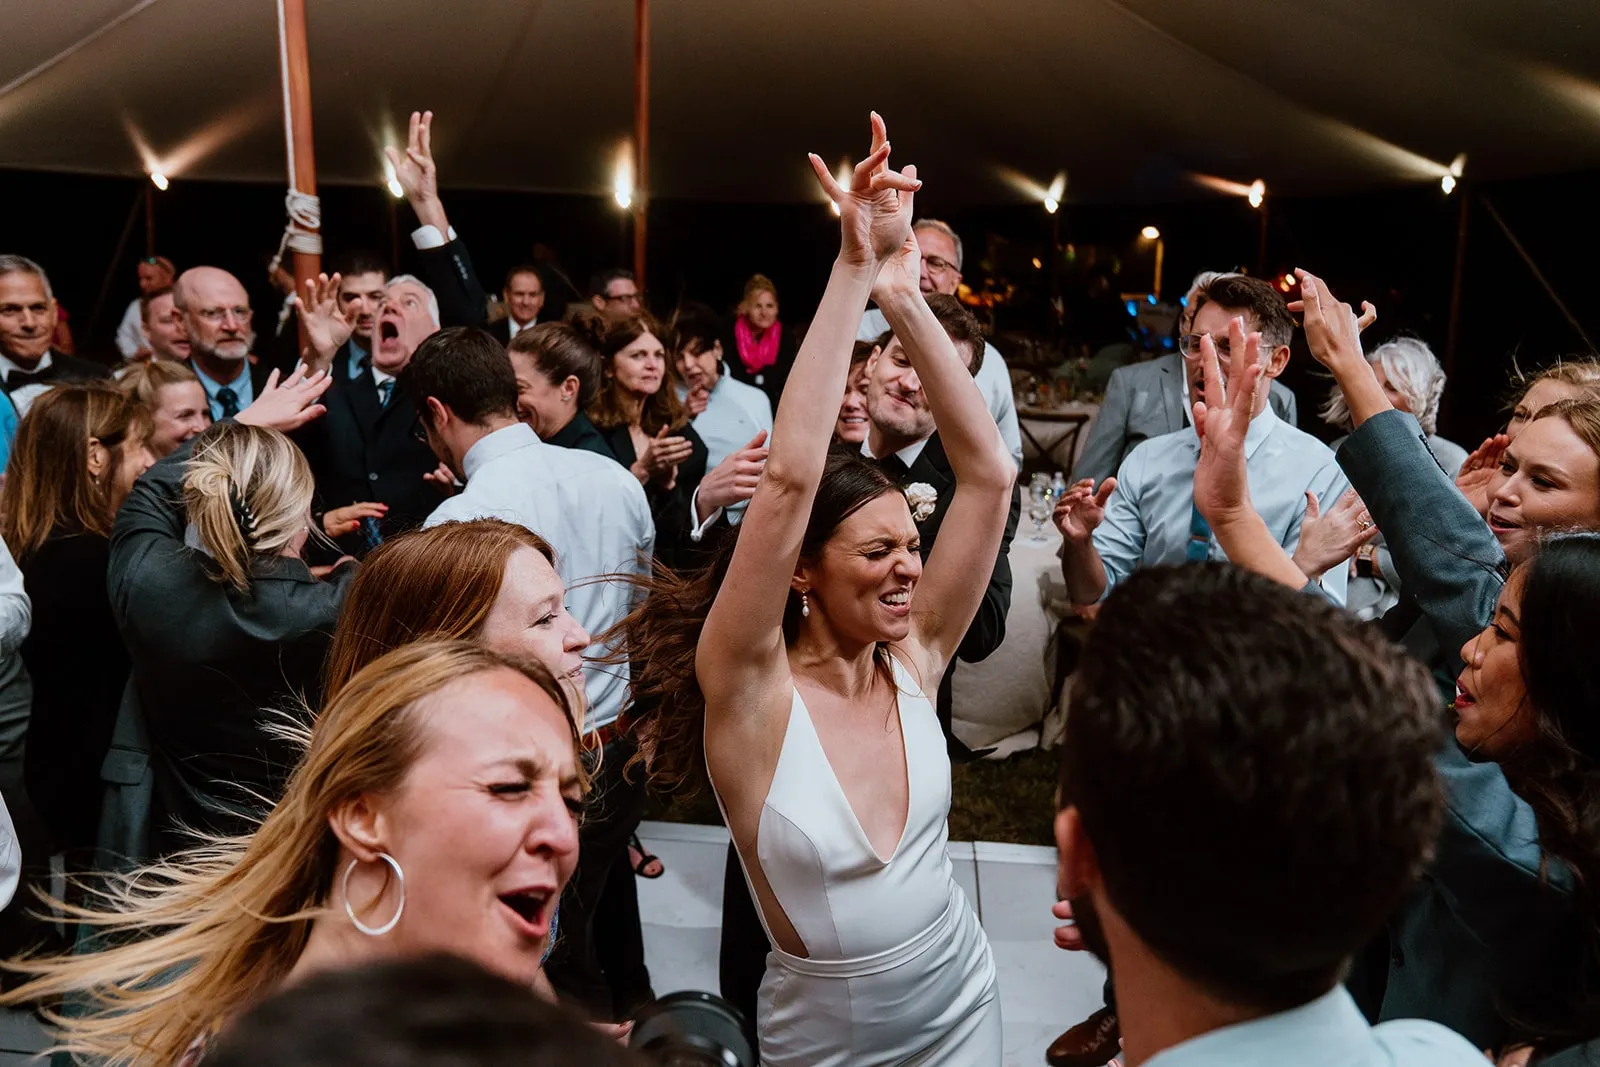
[0,256,111,413]
[1071,270,1298,485]
[717,291,1019,1029]
[173,267,274,421]
[496,265,546,345]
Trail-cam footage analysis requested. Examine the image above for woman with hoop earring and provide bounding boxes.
[0,639,588,1065]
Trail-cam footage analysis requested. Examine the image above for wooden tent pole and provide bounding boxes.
[280,0,320,347]
[633,0,649,286]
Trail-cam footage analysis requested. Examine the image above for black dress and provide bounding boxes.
[596,421,709,573]
[546,411,618,461]
[19,532,128,854]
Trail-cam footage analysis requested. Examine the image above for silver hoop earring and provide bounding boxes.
[342,852,406,937]
[800,591,810,618]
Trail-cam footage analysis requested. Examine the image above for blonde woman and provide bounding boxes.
[117,359,212,459]
[2,639,585,1066]
[107,367,349,851]
[726,273,798,407]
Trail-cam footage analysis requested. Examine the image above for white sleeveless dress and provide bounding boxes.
[713,655,1002,1066]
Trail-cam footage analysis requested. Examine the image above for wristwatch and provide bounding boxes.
[1354,544,1378,579]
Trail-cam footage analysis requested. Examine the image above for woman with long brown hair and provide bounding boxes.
[0,384,152,862]
[622,116,1014,1065]
[582,312,709,570]
[327,519,658,1023]
[1,639,585,1066]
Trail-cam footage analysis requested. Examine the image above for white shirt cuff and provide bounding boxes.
[689,486,723,542]
[410,224,459,250]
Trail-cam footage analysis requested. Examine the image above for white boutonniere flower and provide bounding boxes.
[904,482,938,522]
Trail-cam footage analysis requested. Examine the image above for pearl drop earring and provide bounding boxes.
[800,591,810,618]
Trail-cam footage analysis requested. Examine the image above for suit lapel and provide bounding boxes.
[1157,353,1188,433]
[902,433,956,559]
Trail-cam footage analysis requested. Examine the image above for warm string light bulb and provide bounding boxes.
[149,171,169,191]
[613,143,635,211]
[1140,225,1161,241]
[1248,179,1265,209]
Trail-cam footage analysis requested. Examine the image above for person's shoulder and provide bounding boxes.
[56,353,112,380]
[1368,1016,1495,1064]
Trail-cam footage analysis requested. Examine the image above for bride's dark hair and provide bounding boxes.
[611,444,902,793]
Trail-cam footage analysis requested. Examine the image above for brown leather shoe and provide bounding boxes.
[1045,1006,1120,1067]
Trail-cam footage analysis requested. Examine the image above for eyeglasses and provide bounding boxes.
[1178,333,1238,364]
[603,291,641,305]
[924,255,958,275]
[194,306,253,325]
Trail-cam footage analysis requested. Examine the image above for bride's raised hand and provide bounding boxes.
[809,111,922,272]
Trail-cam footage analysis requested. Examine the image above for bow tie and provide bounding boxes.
[5,367,52,390]
[878,454,911,479]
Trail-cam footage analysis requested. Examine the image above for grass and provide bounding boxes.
[643,746,1060,848]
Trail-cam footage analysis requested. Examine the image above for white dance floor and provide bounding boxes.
[635,820,1108,1067]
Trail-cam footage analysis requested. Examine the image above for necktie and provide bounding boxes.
[1186,503,1212,563]
[5,368,50,390]
[216,387,239,418]
[377,379,394,408]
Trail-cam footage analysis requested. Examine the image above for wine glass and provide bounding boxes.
[1028,476,1053,542]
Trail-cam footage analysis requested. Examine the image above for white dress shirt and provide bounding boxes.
[115,298,147,360]
[0,351,55,416]
[684,372,775,537]
[1092,407,1351,604]
[1146,988,1483,1067]
[858,306,1023,465]
[424,423,655,729]
[861,433,931,470]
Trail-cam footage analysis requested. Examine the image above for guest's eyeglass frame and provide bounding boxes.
[1177,333,1236,365]
[922,254,959,276]
[193,306,254,326]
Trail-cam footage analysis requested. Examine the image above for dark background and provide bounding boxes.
[4,165,1596,446]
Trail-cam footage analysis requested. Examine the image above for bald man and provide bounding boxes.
[173,267,272,420]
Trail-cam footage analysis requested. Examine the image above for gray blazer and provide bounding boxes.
[1071,353,1298,485]
[1341,411,1591,1053]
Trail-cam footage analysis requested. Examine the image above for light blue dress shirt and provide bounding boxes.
[424,423,655,730]
[687,373,773,471]
[191,361,255,421]
[1145,987,1484,1067]
[1092,407,1351,605]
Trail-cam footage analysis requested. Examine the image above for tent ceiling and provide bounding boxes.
[2,0,1599,204]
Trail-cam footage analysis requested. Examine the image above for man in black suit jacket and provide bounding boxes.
[717,292,1019,1029]
[0,256,111,414]
[494,264,547,346]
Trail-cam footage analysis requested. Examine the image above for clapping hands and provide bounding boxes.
[632,426,695,490]
[698,431,769,516]
[809,112,922,275]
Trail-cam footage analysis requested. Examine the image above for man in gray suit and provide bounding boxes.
[1072,270,1298,486]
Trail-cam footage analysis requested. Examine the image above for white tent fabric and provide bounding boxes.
[2,0,1599,203]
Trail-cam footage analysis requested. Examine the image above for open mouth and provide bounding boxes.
[1486,509,1520,535]
[879,588,913,614]
[379,319,401,343]
[498,889,553,938]
[1453,682,1476,711]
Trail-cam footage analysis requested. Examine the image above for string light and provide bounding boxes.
[1441,153,1466,195]
[613,143,634,211]
[1248,179,1265,209]
[1043,171,1066,215]
[1140,225,1161,241]
[149,171,169,191]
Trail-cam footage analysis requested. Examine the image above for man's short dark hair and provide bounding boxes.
[205,954,644,1067]
[1061,565,1443,1011]
[924,293,985,376]
[139,285,174,324]
[589,268,635,299]
[328,249,390,281]
[503,263,545,292]
[406,327,519,427]
[670,302,723,357]
[1193,274,1296,350]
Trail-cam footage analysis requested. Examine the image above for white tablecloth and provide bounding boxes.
[1018,402,1101,474]
[950,534,1072,751]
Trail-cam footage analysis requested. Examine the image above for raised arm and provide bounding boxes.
[388,110,490,328]
[872,261,1015,678]
[697,114,915,704]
